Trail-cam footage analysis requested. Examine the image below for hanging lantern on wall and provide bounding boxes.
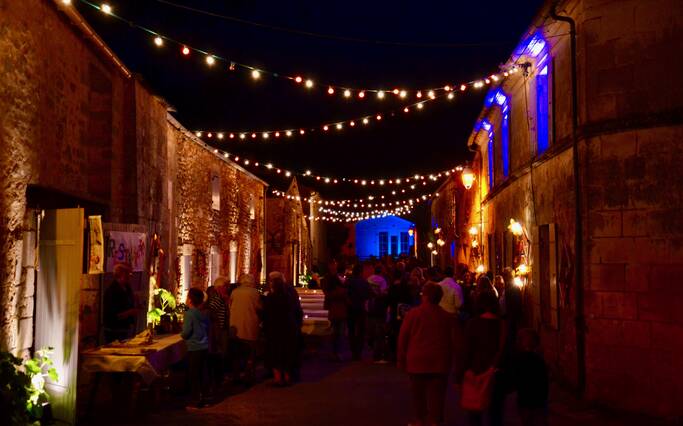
[461,167,475,189]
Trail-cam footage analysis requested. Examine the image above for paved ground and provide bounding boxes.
[83,347,666,426]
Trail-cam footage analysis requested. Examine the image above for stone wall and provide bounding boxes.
[0,0,174,354]
[174,127,266,289]
[444,0,683,417]
[266,180,312,284]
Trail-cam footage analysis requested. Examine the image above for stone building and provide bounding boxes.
[266,178,312,285]
[0,1,267,422]
[433,0,683,417]
[173,119,267,291]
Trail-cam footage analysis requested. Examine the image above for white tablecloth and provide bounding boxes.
[81,334,186,384]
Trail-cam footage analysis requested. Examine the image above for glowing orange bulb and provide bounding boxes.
[295,76,303,83]
[328,87,335,95]
[181,46,190,55]
[376,114,382,120]
[404,107,409,113]
[358,91,365,99]
[323,125,329,131]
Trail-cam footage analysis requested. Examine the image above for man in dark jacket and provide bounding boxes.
[346,264,371,360]
[103,264,137,343]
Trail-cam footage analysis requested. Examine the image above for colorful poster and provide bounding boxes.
[87,216,104,274]
[106,231,147,272]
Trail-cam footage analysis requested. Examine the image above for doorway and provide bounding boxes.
[35,208,84,424]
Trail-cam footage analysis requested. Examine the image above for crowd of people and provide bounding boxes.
[313,256,548,426]
[173,255,547,424]
[180,271,303,409]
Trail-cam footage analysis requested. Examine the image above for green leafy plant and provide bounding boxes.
[0,348,58,425]
[147,288,177,326]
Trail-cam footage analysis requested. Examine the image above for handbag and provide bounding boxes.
[460,367,497,411]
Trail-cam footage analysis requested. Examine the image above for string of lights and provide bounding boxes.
[271,189,440,208]
[312,205,414,223]
[194,92,458,141]
[209,146,462,188]
[69,0,519,101]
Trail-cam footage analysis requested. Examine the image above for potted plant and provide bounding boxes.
[0,347,58,425]
[147,288,177,338]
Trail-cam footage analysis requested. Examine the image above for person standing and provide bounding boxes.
[103,263,137,343]
[387,269,413,362]
[367,266,389,363]
[229,273,262,383]
[263,272,300,386]
[514,329,549,426]
[346,264,371,361]
[324,268,349,361]
[206,283,228,394]
[398,283,457,426]
[181,287,210,409]
[456,291,508,426]
[438,266,464,318]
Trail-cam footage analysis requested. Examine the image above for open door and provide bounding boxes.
[35,208,84,425]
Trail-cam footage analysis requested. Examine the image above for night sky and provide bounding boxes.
[77,0,543,200]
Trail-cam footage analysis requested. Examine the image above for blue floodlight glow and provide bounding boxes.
[355,215,415,259]
[536,64,550,154]
[502,113,510,177]
[482,119,495,188]
[514,31,548,61]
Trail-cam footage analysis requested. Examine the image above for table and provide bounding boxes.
[81,334,187,384]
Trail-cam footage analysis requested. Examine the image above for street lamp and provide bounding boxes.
[461,167,475,189]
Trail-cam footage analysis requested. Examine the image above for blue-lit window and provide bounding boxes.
[400,232,409,255]
[390,235,398,256]
[482,120,495,188]
[501,112,510,177]
[378,232,388,258]
[488,131,495,188]
[536,64,550,154]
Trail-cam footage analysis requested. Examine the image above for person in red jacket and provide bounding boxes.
[398,283,459,426]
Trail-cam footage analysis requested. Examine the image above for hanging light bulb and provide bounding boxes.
[416,91,423,98]
[251,70,261,80]
[328,87,335,95]
[358,91,365,99]
[417,103,424,110]
[468,226,478,236]
[294,76,303,83]
[427,242,434,249]
[305,79,314,88]
[404,107,409,113]
[336,123,343,130]
[181,46,190,55]
[447,92,455,100]
[206,55,215,66]
[428,90,436,99]
[461,166,475,189]
[285,130,293,137]
[153,36,164,47]
[432,250,438,255]
[101,3,112,14]
[377,91,385,99]
[344,89,351,98]
[437,238,445,246]
[508,219,524,236]
[362,118,369,125]
[399,90,407,98]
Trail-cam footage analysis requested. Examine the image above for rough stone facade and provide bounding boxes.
[266,179,312,284]
[433,0,683,417]
[173,124,266,289]
[0,0,250,357]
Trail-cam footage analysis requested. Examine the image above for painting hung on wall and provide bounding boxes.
[106,231,147,272]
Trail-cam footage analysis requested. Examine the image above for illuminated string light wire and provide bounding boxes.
[73,0,519,100]
[271,189,440,208]
[194,92,456,141]
[199,146,462,188]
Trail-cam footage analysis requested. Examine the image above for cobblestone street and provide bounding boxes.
[92,352,663,426]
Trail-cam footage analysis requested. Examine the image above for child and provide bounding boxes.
[181,287,210,409]
[514,328,549,426]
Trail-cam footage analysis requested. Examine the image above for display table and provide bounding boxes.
[81,334,186,384]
